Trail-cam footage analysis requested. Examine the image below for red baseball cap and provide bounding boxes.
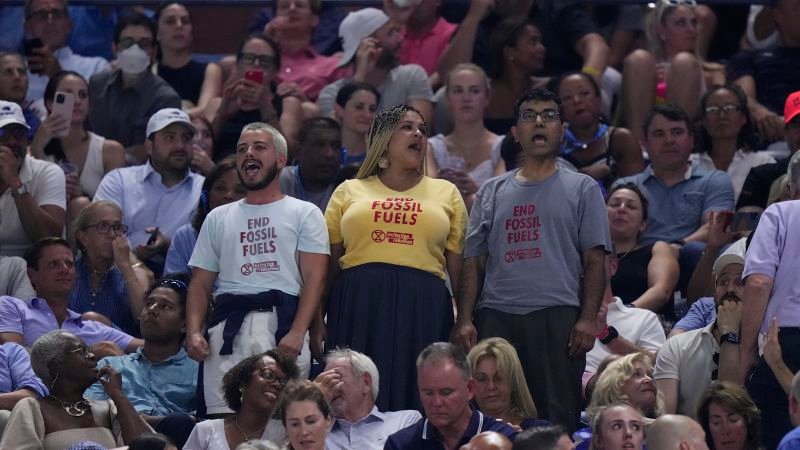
[784,90,800,125]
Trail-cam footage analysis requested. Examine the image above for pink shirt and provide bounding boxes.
[399,17,457,76]
[278,46,350,101]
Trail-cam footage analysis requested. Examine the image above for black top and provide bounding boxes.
[736,157,791,209]
[727,47,800,115]
[156,59,208,105]
[215,93,284,161]
[610,243,675,317]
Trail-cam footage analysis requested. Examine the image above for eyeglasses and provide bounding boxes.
[519,109,561,123]
[69,345,95,359]
[258,368,288,387]
[27,8,67,22]
[117,37,154,51]
[239,53,277,70]
[83,221,128,235]
[705,104,741,116]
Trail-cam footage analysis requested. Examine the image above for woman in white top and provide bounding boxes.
[427,63,505,210]
[692,84,774,202]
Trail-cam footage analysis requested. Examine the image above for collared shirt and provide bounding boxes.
[69,254,138,337]
[85,347,198,416]
[88,68,181,147]
[0,342,47,397]
[399,17,457,75]
[0,296,134,350]
[384,410,517,450]
[27,46,109,102]
[279,45,349,101]
[327,406,421,450]
[613,164,734,244]
[93,161,204,247]
[0,155,65,257]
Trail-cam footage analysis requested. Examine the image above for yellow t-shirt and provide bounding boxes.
[325,175,468,279]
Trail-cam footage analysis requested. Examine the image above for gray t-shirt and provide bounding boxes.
[279,166,334,211]
[317,64,433,117]
[465,168,611,314]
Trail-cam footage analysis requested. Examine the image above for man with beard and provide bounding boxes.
[94,108,204,270]
[186,122,329,416]
[314,348,421,450]
[316,7,433,122]
[280,117,342,211]
[0,100,65,257]
[653,243,745,416]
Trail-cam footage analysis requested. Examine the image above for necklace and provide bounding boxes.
[616,245,638,261]
[233,415,265,440]
[47,394,92,417]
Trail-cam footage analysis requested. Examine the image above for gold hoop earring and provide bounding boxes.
[378,156,390,169]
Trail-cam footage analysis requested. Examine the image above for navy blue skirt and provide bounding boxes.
[326,262,454,412]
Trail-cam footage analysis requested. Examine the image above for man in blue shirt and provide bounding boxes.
[385,342,516,450]
[0,341,47,435]
[85,276,198,448]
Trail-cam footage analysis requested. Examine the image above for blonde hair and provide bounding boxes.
[646,1,697,61]
[467,337,538,419]
[356,105,427,179]
[445,63,491,96]
[588,352,664,420]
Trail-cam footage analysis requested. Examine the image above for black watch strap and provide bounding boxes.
[600,326,619,345]
[720,332,741,345]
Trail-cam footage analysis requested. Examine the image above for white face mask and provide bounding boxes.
[117,44,151,75]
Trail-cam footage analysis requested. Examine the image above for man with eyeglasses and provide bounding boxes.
[22,0,108,103]
[0,100,65,257]
[455,88,610,432]
[88,12,180,165]
[653,243,744,417]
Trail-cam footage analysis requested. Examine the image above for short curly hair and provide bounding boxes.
[221,349,300,412]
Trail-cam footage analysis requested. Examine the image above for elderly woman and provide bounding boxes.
[696,382,761,450]
[0,331,151,449]
[588,353,664,420]
[467,337,542,429]
[280,380,333,450]
[324,104,468,411]
[183,350,299,450]
[70,201,153,336]
[589,404,645,450]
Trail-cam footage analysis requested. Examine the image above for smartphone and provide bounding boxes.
[146,227,159,246]
[22,37,43,57]
[244,69,264,85]
[731,211,761,233]
[51,91,74,138]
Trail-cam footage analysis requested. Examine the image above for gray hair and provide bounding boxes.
[240,122,288,157]
[416,342,471,380]
[787,151,800,198]
[30,330,75,388]
[326,348,380,400]
[235,440,282,450]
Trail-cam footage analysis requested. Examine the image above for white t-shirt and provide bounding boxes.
[690,150,775,202]
[183,418,286,450]
[189,196,329,296]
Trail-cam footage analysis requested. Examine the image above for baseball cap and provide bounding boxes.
[146,108,196,139]
[338,8,390,68]
[712,237,746,276]
[784,90,800,125]
[0,101,29,130]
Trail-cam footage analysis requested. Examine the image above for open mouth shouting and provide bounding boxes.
[242,160,262,177]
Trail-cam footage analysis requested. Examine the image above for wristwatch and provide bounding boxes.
[720,332,741,345]
[599,326,619,345]
[9,182,28,198]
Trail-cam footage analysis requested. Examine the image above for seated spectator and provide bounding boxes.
[696,382,761,450]
[588,353,663,421]
[607,183,678,314]
[427,63,504,210]
[313,348,421,450]
[153,3,222,118]
[0,237,143,355]
[692,85,775,202]
[484,18,546,135]
[85,277,198,448]
[0,342,48,410]
[0,99,65,257]
[648,415,712,450]
[189,114,216,176]
[512,425,573,450]
[466,337,543,430]
[654,247,745,416]
[70,201,152,337]
[588,404,644,450]
[398,0,456,83]
[280,380,332,450]
[23,0,109,103]
[235,439,281,450]
[728,0,800,143]
[184,350,299,450]
[385,343,517,449]
[29,71,125,238]
[128,432,177,450]
[164,157,245,276]
[333,81,379,166]
[556,72,643,189]
[622,0,705,143]
[0,255,35,299]
[88,12,181,165]
[737,90,800,212]
[317,8,433,122]
[778,372,800,450]
[0,330,151,449]
[210,34,304,160]
[280,117,341,211]
[94,108,204,273]
[462,431,513,450]
[0,52,40,137]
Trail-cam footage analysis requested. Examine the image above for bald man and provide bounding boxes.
[460,431,513,450]
[647,415,710,450]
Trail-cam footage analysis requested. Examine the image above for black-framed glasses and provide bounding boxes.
[519,109,561,123]
[705,105,741,116]
[259,368,288,387]
[27,8,67,22]
[117,37,154,51]
[83,221,128,235]
[69,345,95,359]
[239,53,277,70]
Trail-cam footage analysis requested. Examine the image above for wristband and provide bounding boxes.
[595,326,610,341]
[582,66,602,78]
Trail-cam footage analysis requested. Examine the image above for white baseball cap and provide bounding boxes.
[712,237,746,276]
[338,8,390,68]
[0,101,29,130]
[146,108,196,139]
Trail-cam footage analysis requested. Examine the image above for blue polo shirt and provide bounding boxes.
[384,410,517,449]
[613,165,734,244]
